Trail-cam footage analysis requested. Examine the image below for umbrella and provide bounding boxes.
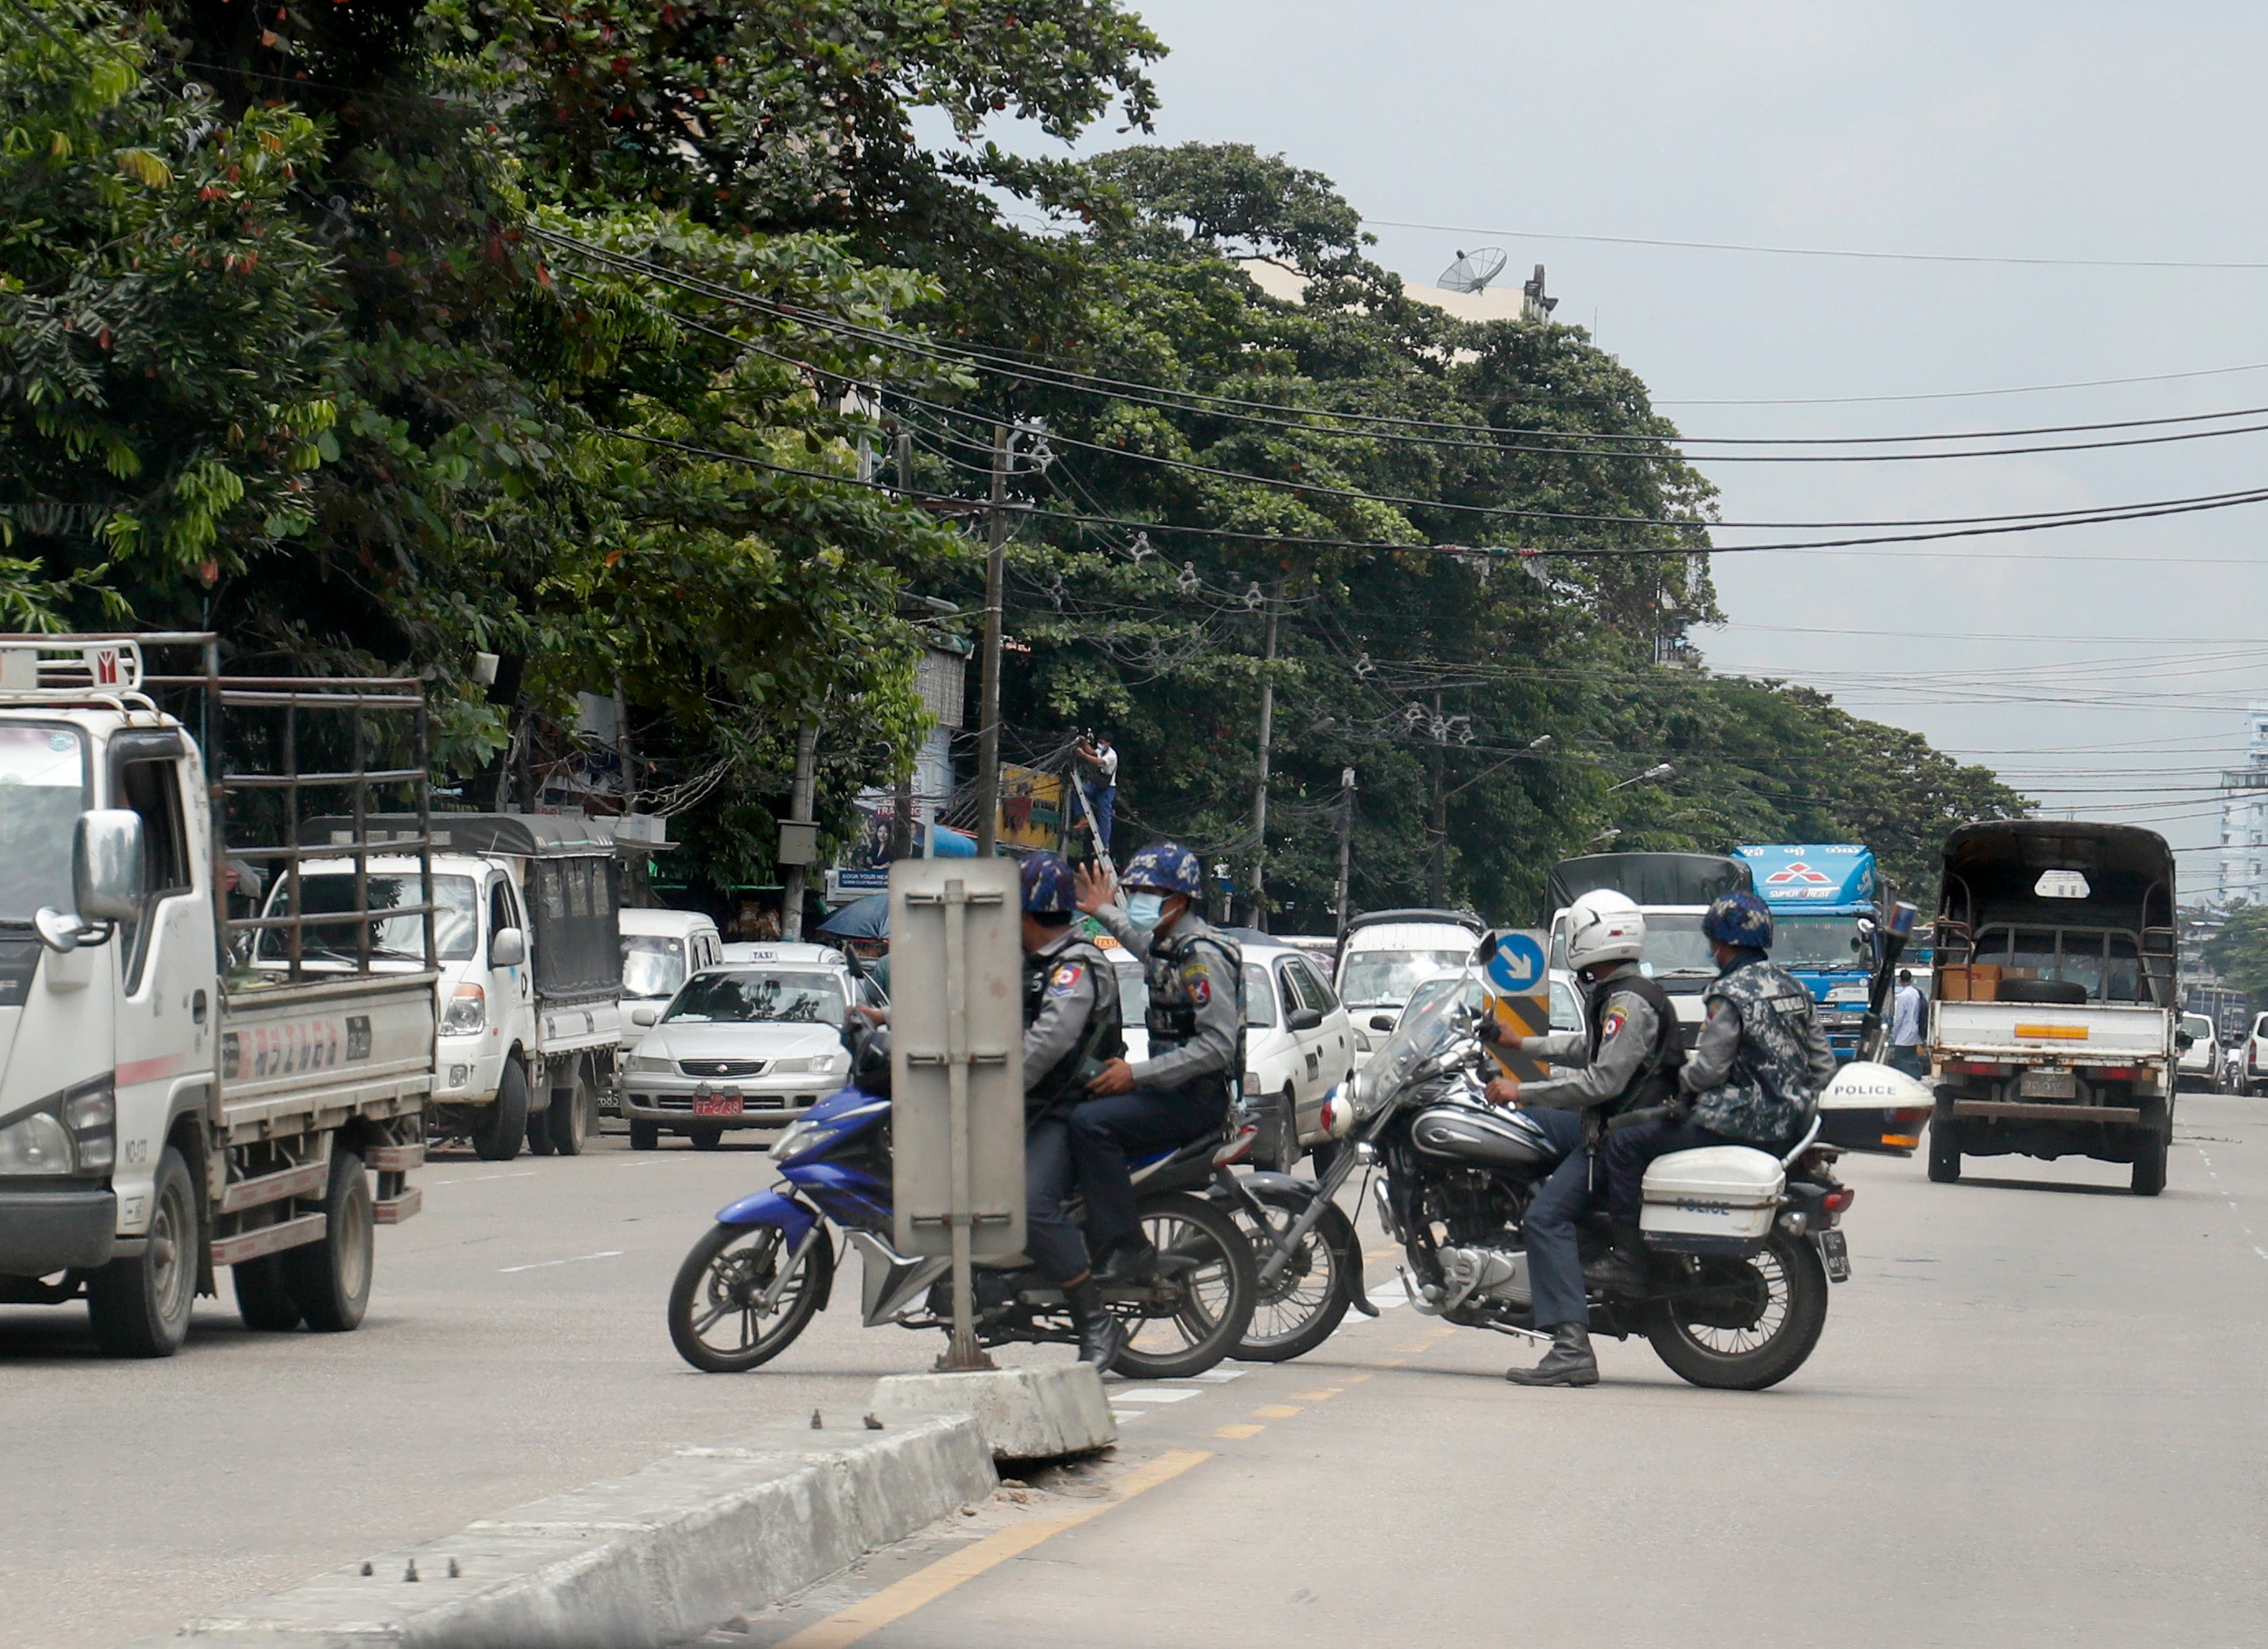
[815,892,889,942]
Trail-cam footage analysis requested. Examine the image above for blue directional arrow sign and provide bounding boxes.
[1486,931,1547,996]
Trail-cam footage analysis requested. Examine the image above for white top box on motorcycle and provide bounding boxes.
[1641,1146,1786,1245]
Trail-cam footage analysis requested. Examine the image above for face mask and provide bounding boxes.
[1125,892,1167,932]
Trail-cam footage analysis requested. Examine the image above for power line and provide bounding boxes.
[1364,216,2268,272]
[1647,360,2268,409]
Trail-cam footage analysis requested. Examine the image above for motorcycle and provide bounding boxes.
[666,1032,1259,1380]
[1300,962,1860,1391]
[1207,1136,1373,1362]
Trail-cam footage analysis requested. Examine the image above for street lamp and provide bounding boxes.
[1608,762,1672,793]
[1590,827,1622,847]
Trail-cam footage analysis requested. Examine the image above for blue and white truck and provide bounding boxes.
[1735,844,1885,1063]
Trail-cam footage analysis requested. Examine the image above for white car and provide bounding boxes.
[619,908,723,1056]
[1336,910,1489,1070]
[617,945,865,1149]
[2243,1012,2268,1097]
[2176,1012,2222,1094]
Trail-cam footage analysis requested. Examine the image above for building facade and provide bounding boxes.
[2218,702,2268,906]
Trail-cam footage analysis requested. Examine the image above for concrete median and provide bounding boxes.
[145,1412,995,1648]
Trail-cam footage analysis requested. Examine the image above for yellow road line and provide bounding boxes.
[777,1450,1212,1649]
[1292,1388,1342,1401]
[1364,1245,1399,1259]
[1250,1404,1303,1420]
[1344,1372,1373,1384]
[1210,1422,1267,1439]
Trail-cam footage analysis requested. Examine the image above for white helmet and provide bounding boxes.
[1564,889,1646,972]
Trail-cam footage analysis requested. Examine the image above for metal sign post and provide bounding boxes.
[1482,929,1554,1080]
[890,858,1025,1372]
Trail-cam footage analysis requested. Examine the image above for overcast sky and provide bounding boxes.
[972,1,2268,888]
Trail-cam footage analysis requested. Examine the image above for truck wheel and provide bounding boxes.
[546,1061,596,1156]
[2132,1103,2169,1198]
[87,1145,199,1358]
[470,1061,529,1161]
[285,1150,373,1331]
[1927,1097,1961,1184]
[233,1252,302,1331]
[630,1120,660,1151]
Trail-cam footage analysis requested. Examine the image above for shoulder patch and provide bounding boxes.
[1047,962,1085,999]
[1181,960,1212,1007]
[1599,1005,1628,1041]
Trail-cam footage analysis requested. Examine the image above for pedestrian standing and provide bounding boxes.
[1889,968,1927,1078]
[1076,734,1118,853]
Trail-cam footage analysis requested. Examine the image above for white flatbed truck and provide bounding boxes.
[0,635,437,1354]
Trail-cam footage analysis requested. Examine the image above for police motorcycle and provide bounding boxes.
[1206,1117,1373,1361]
[665,1023,1259,1380]
[1307,937,1893,1391]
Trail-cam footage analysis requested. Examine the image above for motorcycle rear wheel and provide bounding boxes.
[1645,1231,1828,1391]
[1230,1186,1353,1363]
[1106,1193,1257,1381]
[669,1221,829,1373]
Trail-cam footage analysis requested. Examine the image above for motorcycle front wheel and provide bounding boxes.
[1107,1193,1258,1381]
[1645,1230,1829,1391]
[668,1221,830,1373]
[1230,1187,1354,1363]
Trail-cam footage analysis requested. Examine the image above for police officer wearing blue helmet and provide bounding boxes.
[1071,843,1243,1283]
[1603,888,1837,1235]
[1016,852,1128,1368]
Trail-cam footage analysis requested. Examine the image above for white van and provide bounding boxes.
[620,909,724,1055]
[1335,909,1487,1070]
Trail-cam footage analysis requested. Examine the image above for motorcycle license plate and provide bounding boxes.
[1819,1228,1850,1283]
[692,1093,744,1117]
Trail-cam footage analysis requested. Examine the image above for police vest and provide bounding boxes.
[1145,926,1245,1092]
[1588,971,1686,1115]
[1021,938,1124,1114]
[1691,957,1820,1145]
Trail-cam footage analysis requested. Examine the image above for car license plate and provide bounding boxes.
[2019,1068,2077,1099]
[692,1093,744,1117]
[1818,1228,1850,1282]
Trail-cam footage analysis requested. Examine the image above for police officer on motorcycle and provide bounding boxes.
[1017,852,1129,1368]
[1604,889,1836,1229]
[1481,889,1684,1388]
[1071,843,1242,1284]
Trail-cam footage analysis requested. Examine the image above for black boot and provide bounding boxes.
[1093,1236,1160,1286]
[1582,1221,1649,1293]
[1065,1276,1126,1370]
[1504,1323,1599,1387]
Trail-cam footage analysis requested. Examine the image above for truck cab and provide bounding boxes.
[1736,844,1884,1061]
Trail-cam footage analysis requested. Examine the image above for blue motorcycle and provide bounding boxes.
[666,1039,1259,1381]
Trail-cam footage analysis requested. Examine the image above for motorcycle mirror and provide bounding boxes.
[1472,932,1500,966]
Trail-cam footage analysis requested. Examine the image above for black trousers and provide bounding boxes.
[1066,1083,1228,1258]
[1023,1113,1089,1284]
[1518,1107,1593,1330]
[1604,1116,1751,1225]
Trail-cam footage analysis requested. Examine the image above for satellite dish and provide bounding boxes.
[1438,247,1510,295]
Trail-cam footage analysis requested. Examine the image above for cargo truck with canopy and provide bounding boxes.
[1925,821,2181,1195]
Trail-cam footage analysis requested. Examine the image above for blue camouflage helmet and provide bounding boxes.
[1018,850,1078,915]
[1121,840,1203,896]
[1703,889,1774,950]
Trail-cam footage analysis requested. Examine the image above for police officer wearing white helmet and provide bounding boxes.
[1481,888,1686,1387]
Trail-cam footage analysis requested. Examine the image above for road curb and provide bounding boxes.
[144,1412,995,1647]
[873,1363,1117,1460]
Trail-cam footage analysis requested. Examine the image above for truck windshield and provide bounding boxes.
[1770,914,1871,971]
[1638,914,1717,978]
[0,725,85,924]
[258,873,477,962]
[621,936,686,999]
[1339,949,1469,1009]
[664,969,845,1024]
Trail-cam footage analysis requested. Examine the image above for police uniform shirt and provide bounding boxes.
[1023,929,1105,1089]
[1091,902,1240,1089]
[1516,961,1667,1112]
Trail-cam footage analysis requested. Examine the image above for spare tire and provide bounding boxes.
[1997,978,2087,1005]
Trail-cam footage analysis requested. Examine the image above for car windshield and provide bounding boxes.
[1770,914,1872,971]
[1337,948,1470,1009]
[622,935,686,999]
[258,873,477,962]
[664,969,845,1024]
[0,725,84,924]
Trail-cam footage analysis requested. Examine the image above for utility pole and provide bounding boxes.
[1248,585,1278,930]
[1427,692,1448,907]
[975,422,1009,858]
[890,430,917,862]
[1335,766,1356,936]
[779,718,820,940]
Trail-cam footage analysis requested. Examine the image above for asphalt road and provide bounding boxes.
[12,1099,2268,1647]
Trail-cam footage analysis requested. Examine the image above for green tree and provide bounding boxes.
[2204,904,2268,1001]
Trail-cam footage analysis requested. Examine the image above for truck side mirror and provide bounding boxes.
[489,926,527,968]
[629,1004,659,1028]
[36,809,144,952]
[2176,1029,2195,1051]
